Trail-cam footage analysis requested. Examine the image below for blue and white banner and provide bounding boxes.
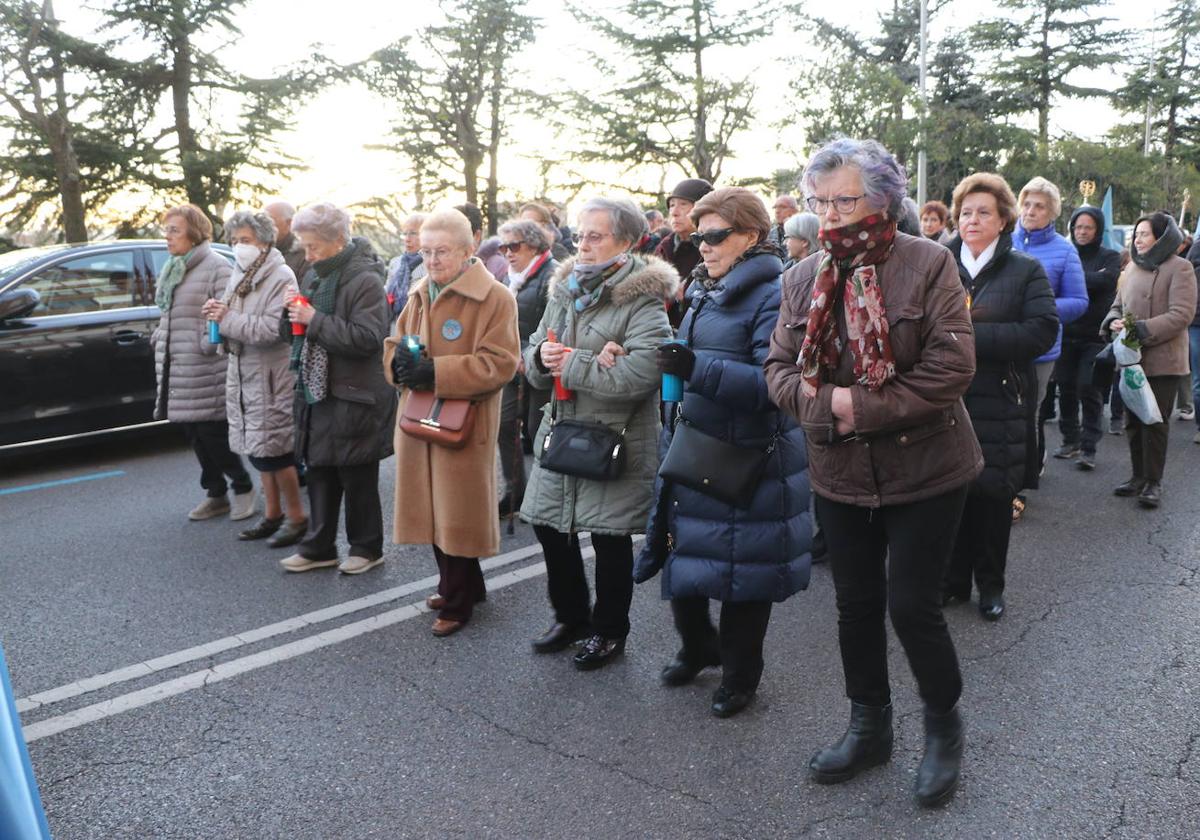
[0,644,51,839]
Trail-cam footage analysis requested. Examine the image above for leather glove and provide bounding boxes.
[406,358,435,391]
[391,348,414,386]
[656,342,695,379]
[1133,320,1151,343]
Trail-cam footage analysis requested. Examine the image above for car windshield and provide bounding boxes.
[0,245,72,284]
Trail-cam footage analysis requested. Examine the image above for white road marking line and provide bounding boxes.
[17,539,554,714]
[22,556,562,743]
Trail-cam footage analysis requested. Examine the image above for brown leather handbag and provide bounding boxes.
[400,391,476,449]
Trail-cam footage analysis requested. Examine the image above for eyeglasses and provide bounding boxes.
[571,231,614,246]
[418,248,455,261]
[498,241,525,253]
[689,227,736,248]
[163,225,185,236]
[805,195,866,214]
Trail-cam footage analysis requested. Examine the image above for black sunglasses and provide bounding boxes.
[498,241,525,253]
[689,227,736,248]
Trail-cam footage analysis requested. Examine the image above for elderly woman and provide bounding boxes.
[385,209,520,636]
[153,203,255,522]
[201,211,307,547]
[520,202,570,261]
[497,218,558,519]
[782,211,820,270]
[920,201,952,245]
[279,203,395,576]
[634,187,812,718]
[765,139,982,807]
[942,175,1058,621]
[1103,212,1198,508]
[385,212,426,320]
[521,197,676,669]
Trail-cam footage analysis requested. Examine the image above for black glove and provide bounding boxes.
[391,348,414,386]
[656,341,695,379]
[406,358,436,391]
[1133,320,1151,344]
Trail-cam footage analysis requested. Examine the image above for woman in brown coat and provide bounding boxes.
[1103,211,1198,508]
[765,139,981,808]
[385,209,520,637]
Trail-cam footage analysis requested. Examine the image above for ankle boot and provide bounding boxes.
[808,702,893,784]
[915,705,964,807]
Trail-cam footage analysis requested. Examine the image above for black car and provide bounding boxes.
[0,240,234,451]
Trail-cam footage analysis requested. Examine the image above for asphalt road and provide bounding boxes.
[2,419,1199,839]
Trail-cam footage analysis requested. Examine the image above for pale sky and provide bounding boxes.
[41,0,1164,224]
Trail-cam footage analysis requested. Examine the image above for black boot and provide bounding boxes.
[661,645,720,687]
[808,702,893,784]
[914,706,964,807]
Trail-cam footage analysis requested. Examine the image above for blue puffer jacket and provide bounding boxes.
[634,252,812,602]
[1013,221,1088,362]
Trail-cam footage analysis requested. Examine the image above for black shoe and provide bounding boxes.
[531,622,589,654]
[573,634,625,670]
[979,592,1005,621]
[808,702,894,784]
[915,706,964,807]
[1053,443,1080,459]
[1138,481,1162,509]
[661,648,721,687]
[711,685,755,718]
[941,591,970,607]
[1114,477,1146,497]
[238,516,283,541]
[266,518,308,548]
[1077,452,1096,471]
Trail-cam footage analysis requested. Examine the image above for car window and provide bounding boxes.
[24,251,137,315]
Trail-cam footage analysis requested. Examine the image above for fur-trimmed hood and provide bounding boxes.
[549,254,680,307]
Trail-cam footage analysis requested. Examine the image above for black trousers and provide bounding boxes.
[298,461,383,561]
[946,492,1013,599]
[670,597,773,692]
[1126,375,1183,482]
[498,379,549,504]
[180,421,252,498]
[534,526,633,639]
[433,545,485,623]
[815,486,967,713]
[1056,340,1106,454]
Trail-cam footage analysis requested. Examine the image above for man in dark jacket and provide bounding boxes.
[1184,234,1200,441]
[1055,206,1121,469]
[656,177,713,328]
[264,200,310,282]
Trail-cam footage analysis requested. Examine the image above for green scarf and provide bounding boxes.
[155,247,196,311]
[291,240,356,403]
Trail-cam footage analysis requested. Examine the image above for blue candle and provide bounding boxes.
[661,338,687,402]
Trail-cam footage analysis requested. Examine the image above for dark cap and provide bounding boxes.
[668,178,714,205]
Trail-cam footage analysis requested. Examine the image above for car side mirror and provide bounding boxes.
[0,287,40,321]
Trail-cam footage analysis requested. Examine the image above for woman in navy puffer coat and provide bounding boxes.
[635,187,812,719]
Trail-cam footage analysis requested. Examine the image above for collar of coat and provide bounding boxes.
[687,252,782,306]
[409,257,498,303]
[548,254,679,308]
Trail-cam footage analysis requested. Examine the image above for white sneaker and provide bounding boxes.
[1177,407,1195,421]
[280,554,339,573]
[338,556,384,575]
[188,496,230,521]
[230,489,257,521]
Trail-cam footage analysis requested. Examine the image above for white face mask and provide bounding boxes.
[233,243,262,269]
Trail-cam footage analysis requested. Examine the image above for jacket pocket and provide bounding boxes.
[1001,365,1025,406]
[886,304,924,371]
[895,411,956,447]
[331,381,377,405]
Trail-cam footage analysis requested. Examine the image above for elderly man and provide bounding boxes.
[264,200,309,281]
[768,195,800,251]
[456,202,509,282]
[654,177,713,327]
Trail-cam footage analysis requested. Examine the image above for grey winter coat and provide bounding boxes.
[520,255,678,536]
[293,238,397,467]
[153,242,234,423]
[219,248,297,458]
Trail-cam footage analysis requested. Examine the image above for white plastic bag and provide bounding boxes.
[1112,329,1142,366]
[1111,328,1163,424]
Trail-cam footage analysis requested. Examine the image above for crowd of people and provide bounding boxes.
[149,136,1198,809]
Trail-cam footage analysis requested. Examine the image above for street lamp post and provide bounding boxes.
[917,0,928,206]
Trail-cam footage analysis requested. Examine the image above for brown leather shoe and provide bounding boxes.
[426,594,446,611]
[431,618,464,637]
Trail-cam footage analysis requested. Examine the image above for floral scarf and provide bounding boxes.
[567,253,629,312]
[797,214,898,398]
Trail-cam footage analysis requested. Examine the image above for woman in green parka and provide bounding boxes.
[520,197,677,670]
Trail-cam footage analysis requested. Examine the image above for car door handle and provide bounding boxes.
[112,330,147,344]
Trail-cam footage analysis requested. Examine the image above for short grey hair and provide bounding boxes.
[783,211,820,253]
[292,202,352,244]
[224,210,277,246]
[579,196,648,247]
[263,200,295,221]
[801,138,909,219]
[498,219,551,253]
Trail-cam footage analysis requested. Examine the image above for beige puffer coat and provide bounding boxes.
[219,248,297,457]
[153,243,233,423]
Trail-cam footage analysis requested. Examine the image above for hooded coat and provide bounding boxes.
[520,255,677,536]
[633,252,812,602]
[385,259,520,559]
[1013,221,1088,363]
[1066,207,1122,342]
[219,248,297,457]
[153,242,233,423]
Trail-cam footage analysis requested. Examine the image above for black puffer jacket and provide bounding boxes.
[951,234,1059,499]
[514,254,558,350]
[1066,207,1121,341]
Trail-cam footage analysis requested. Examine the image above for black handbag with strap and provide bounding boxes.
[539,397,635,481]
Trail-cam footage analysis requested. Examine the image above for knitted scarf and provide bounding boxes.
[567,253,629,312]
[291,240,356,404]
[154,247,196,311]
[797,214,898,398]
